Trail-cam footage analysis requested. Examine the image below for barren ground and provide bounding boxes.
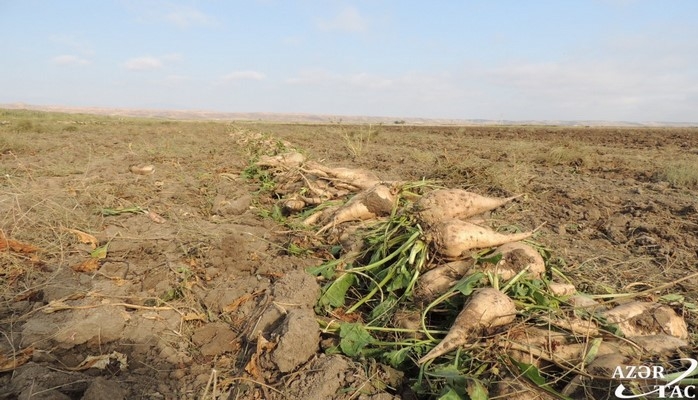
[1,109,697,399]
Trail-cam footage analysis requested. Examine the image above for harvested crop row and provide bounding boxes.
[244,136,693,399]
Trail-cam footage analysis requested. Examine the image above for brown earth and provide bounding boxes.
[0,110,697,399]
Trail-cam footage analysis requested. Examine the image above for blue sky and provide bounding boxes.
[1,1,697,122]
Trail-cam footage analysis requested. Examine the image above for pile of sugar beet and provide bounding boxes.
[246,140,693,400]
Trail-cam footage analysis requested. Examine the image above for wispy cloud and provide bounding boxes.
[286,69,339,85]
[48,34,94,56]
[286,69,394,89]
[155,74,193,88]
[124,56,163,70]
[221,70,266,82]
[479,31,698,120]
[164,5,216,28]
[598,0,642,7]
[285,69,464,104]
[282,36,303,46]
[484,61,697,119]
[317,7,367,33]
[283,68,465,117]
[348,73,393,89]
[162,53,183,62]
[123,1,217,28]
[51,55,90,66]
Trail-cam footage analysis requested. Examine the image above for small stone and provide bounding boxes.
[129,164,155,175]
[212,194,252,216]
[583,208,601,221]
[82,377,127,400]
[20,388,71,400]
[171,369,187,380]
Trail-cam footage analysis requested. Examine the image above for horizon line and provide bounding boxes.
[2,102,697,128]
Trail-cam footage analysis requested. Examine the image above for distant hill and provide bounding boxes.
[2,103,696,127]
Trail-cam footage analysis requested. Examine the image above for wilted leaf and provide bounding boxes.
[64,228,98,249]
[513,359,573,399]
[386,263,413,292]
[477,252,503,266]
[384,347,410,368]
[331,308,362,323]
[244,335,276,379]
[428,365,467,380]
[466,380,489,400]
[42,300,73,313]
[182,312,207,322]
[0,232,39,253]
[369,295,398,320]
[408,240,425,265]
[661,293,685,302]
[514,360,546,386]
[101,206,144,216]
[72,258,100,272]
[306,259,339,279]
[438,387,466,400]
[147,210,167,224]
[0,347,33,372]
[339,322,374,357]
[13,240,40,253]
[223,293,253,313]
[452,272,485,296]
[660,293,697,310]
[583,337,602,365]
[67,351,128,372]
[91,243,108,259]
[319,272,356,308]
[13,290,41,302]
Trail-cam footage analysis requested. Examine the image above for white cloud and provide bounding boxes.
[124,56,163,71]
[222,70,266,82]
[481,59,698,120]
[317,7,367,33]
[51,55,90,66]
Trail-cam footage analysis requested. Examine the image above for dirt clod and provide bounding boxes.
[272,269,321,307]
[82,377,127,400]
[191,322,239,356]
[269,308,320,372]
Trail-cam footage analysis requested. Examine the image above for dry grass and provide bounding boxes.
[247,122,698,193]
[324,123,381,161]
[661,157,698,189]
[533,141,592,168]
[0,110,238,288]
